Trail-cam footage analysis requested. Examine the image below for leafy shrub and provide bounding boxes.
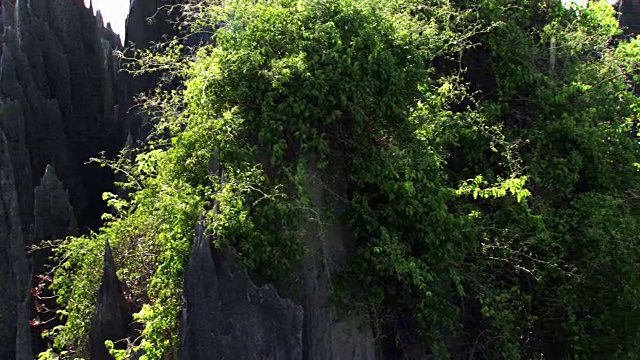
[42,0,640,359]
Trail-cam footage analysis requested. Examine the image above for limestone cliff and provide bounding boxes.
[620,0,640,35]
[1,0,639,359]
[0,0,121,358]
[120,0,179,140]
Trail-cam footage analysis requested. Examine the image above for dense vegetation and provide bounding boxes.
[41,0,640,358]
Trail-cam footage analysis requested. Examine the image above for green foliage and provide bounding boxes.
[43,0,640,359]
[447,0,640,358]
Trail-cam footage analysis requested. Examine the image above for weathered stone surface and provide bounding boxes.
[0,0,124,357]
[33,165,76,241]
[0,99,32,227]
[620,0,640,36]
[1,0,421,358]
[120,5,380,355]
[0,128,19,360]
[89,240,133,360]
[0,0,122,225]
[30,164,77,353]
[15,300,32,360]
[297,153,378,360]
[0,129,30,359]
[120,0,179,140]
[181,220,304,360]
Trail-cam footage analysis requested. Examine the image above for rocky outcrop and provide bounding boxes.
[30,165,77,353]
[122,2,379,358]
[620,0,640,36]
[89,240,134,360]
[0,0,123,358]
[0,0,636,357]
[0,0,380,358]
[120,0,180,140]
[181,220,304,360]
[296,154,378,360]
[33,165,77,241]
[0,129,30,360]
[6,0,122,228]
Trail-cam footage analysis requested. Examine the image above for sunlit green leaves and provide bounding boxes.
[44,0,640,358]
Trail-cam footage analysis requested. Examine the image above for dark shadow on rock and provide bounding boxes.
[0,128,30,359]
[180,220,303,360]
[89,240,134,360]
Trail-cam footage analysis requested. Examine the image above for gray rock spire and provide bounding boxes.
[89,240,133,360]
[181,220,304,359]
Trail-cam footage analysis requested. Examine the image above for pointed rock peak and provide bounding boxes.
[1,0,15,27]
[95,9,103,28]
[100,239,122,294]
[182,216,304,359]
[104,239,115,275]
[39,164,63,189]
[34,163,76,240]
[43,164,57,180]
[125,132,134,148]
[193,216,209,251]
[31,164,76,346]
[0,42,16,82]
[90,238,132,360]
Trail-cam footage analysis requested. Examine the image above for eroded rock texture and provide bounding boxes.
[0,129,29,359]
[620,0,640,36]
[22,0,640,358]
[33,165,77,241]
[0,0,122,358]
[90,240,134,360]
[6,0,121,229]
[296,154,378,360]
[31,165,77,353]
[181,221,304,360]
[120,0,179,140]
[125,2,380,358]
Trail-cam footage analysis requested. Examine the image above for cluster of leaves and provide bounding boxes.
[42,0,640,359]
[460,1,640,358]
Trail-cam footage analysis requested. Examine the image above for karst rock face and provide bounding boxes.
[620,0,640,36]
[90,240,134,360]
[181,220,304,360]
[0,0,121,358]
[0,0,639,359]
[120,0,179,140]
[120,4,380,357]
[102,3,640,359]
[31,165,78,353]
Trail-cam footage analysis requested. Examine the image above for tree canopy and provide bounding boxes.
[42,0,640,358]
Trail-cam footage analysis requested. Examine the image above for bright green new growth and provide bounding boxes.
[43,0,640,359]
